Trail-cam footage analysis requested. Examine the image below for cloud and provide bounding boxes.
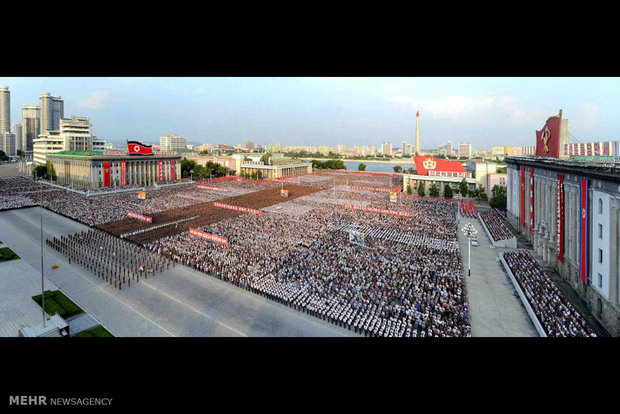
[388,94,544,127]
[571,102,600,130]
[78,91,109,109]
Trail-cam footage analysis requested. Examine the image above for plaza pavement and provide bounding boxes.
[0,207,358,337]
[457,214,538,337]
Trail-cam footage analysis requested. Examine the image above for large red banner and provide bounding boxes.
[127,140,153,155]
[342,203,411,217]
[158,160,163,182]
[121,161,127,186]
[127,211,152,223]
[535,116,562,157]
[196,185,229,192]
[557,174,564,263]
[350,185,392,193]
[213,202,263,216]
[171,160,175,180]
[579,178,589,284]
[520,166,525,227]
[188,228,228,245]
[103,162,111,187]
[529,168,534,235]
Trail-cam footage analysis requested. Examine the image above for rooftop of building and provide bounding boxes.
[47,150,182,160]
[505,155,620,182]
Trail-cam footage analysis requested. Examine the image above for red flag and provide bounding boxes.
[127,140,153,155]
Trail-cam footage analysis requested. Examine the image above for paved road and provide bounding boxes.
[458,215,538,337]
[0,207,358,337]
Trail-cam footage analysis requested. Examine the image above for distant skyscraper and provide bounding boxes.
[39,92,64,135]
[160,134,188,151]
[12,124,22,152]
[458,142,472,158]
[22,105,40,152]
[381,141,392,156]
[0,133,16,156]
[0,86,10,133]
[414,111,421,155]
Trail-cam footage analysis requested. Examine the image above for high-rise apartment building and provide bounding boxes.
[160,134,188,151]
[21,105,40,152]
[39,92,64,135]
[11,124,22,152]
[0,133,16,156]
[458,142,472,158]
[381,141,392,156]
[0,86,10,133]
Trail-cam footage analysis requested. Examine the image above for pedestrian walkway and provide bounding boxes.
[457,216,538,337]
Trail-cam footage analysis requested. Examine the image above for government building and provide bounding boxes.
[506,111,620,335]
[46,150,181,189]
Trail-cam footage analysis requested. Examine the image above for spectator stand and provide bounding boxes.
[478,207,517,248]
[498,252,547,337]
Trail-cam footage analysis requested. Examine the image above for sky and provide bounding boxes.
[1,77,618,149]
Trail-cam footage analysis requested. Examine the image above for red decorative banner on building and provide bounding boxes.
[341,203,411,217]
[103,162,111,187]
[188,228,228,245]
[557,174,564,263]
[158,160,163,182]
[520,166,525,227]
[579,178,589,284]
[127,211,152,223]
[196,185,229,192]
[535,115,562,157]
[529,168,534,235]
[121,161,127,186]
[213,202,263,216]
[171,159,175,180]
[350,185,392,193]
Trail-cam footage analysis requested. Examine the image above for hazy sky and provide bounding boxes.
[1,77,618,149]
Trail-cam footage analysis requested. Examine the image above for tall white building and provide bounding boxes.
[21,105,40,152]
[33,116,105,165]
[381,141,392,156]
[458,142,472,158]
[0,133,16,156]
[160,134,188,151]
[0,86,10,133]
[39,92,64,135]
[12,124,22,152]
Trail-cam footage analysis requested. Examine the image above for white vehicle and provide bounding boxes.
[470,238,479,247]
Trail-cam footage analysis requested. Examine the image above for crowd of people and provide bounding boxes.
[48,228,172,290]
[503,250,596,337]
[479,209,514,242]
[145,191,471,337]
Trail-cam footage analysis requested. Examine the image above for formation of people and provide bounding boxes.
[479,209,513,242]
[503,250,596,337]
[48,228,172,290]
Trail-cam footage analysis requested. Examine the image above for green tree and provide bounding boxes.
[261,152,272,165]
[393,165,402,173]
[429,184,439,197]
[459,178,469,197]
[489,185,507,210]
[477,184,488,201]
[34,165,48,179]
[46,161,57,181]
[443,185,453,199]
[358,163,366,171]
[417,181,425,197]
[181,159,197,178]
[17,149,25,158]
[406,184,413,195]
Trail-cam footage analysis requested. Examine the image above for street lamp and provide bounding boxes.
[462,222,477,277]
[190,169,194,181]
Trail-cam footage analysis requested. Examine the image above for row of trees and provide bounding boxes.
[33,161,57,181]
[403,178,492,201]
[180,159,235,180]
[312,159,346,170]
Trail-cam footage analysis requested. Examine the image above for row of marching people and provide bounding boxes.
[459,200,477,218]
[47,228,172,290]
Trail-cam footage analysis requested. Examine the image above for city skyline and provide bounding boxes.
[1,77,619,149]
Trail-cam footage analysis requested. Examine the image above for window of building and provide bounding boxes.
[598,198,603,214]
[598,273,603,288]
[598,249,603,263]
[598,223,603,239]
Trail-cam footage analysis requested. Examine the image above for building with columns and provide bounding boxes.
[506,156,620,336]
[46,150,182,189]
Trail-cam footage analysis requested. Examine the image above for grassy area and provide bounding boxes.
[73,325,114,337]
[0,247,20,262]
[32,290,83,318]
